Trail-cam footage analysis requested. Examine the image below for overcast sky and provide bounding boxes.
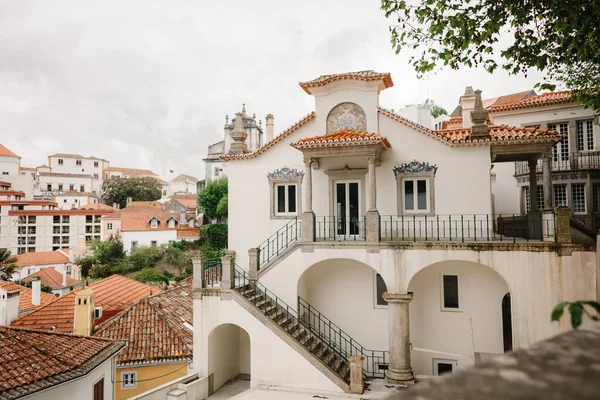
[0,0,545,179]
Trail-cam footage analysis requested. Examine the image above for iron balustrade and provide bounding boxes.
[203,258,222,287]
[315,216,366,241]
[379,213,556,243]
[298,296,389,378]
[514,151,600,174]
[257,218,302,268]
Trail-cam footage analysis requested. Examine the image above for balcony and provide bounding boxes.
[515,151,600,174]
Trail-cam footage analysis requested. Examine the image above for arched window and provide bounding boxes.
[326,102,366,133]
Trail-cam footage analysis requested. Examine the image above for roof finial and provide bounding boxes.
[470,89,490,138]
[253,113,256,119]
[225,114,229,124]
[242,103,246,113]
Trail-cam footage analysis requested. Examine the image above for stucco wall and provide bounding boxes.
[208,324,248,391]
[115,363,188,400]
[121,230,176,254]
[493,163,521,214]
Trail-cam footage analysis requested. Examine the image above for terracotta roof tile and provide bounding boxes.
[488,91,574,112]
[121,211,180,232]
[174,198,196,209]
[94,284,193,365]
[13,251,70,268]
[48,153,85,158]
[299,71,394,94]
[0,326,124,399]
[22,269,80,290]
[11,275,162,333]
[291,129,391,149]
[78,203,115,211]
[0,144,18,158]
[170,174,199,183]
[106,167,159,177]
[222,112,315,161]
[0,281,21,294]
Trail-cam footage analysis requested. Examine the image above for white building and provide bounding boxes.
[191,71,597,396]
[54,190,101,210]
[0,143,20,176]
[169,173,200,195]
[204,104,273,182]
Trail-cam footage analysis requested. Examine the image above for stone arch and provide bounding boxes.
[207,323,251,395]
[326,102,367,133]
[407,260,511,376]
[297,258,390,350]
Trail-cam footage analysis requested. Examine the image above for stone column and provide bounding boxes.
[248,248,260,282]
[528,158,539,212]
[383,292,414,384]
[302,157,316,242]
[348,355,365,394]
[556,207,572,244]
[192,256,206,290]
[220,251,235,290]
[366,156,380,242]
[541,153,553,209]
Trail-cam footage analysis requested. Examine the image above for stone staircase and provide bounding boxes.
[235,283,351,384]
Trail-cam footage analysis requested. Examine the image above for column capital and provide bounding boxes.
[303,157,313,167]
[367,155,377,164]
[383,292,413,304]
[541,152,552,161]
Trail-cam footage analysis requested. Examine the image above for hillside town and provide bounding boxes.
[1,1,599,400]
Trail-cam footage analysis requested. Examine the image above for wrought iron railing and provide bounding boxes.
[515,151,600,174]
[257,218,302,268]
[298,296,388,378]
[380,213,556,243]
[203,258,222,287]
[315,216,366,241]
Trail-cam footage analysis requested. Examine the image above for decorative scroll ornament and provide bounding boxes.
[267,167,304,180]
[393,160,438,176]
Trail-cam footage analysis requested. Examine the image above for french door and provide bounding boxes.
[334,180,361,237]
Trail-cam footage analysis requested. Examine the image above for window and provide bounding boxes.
[168,219,175,228]
[80,185,85,192]
[151,240,157,246]
[150,219,158,228]
[62,215,70,223]
[28,237,36,245]
[93,173,99,179]
[62,226,70,234]
[572,183,586,213]
[62,236,69,244]
[433,359,457,376]
[94,161,99,167]
[93,378,104,400]
[275,183,298,216]
[594,184,600,214]
[524,186,544,212]
[131,241,139,252]
[94,226,101,233]
[554,184,568,207]
[374,273,388,307]
[86,226,93,234]
[214,167,220,178]
[576,120,595,152]
[58,158,63,165]
[28,247,35,253]
[58,184,63,191]
[47,184,52,191]
[442,274,460,310]
[76,159,82,166]
[121,372,137,389]
[107,223,113,230]
[27,216,36,224]
[53,236,60,244]
[86,215,93,223]
[402,178,430,213]
[69,184,74,191]
[549,123,569,162]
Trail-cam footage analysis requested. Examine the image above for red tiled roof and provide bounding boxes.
[94,284,193,365]
[0,281,21,294]
[291,129,391,149]
[222,112,315,161]
[106,167,159,177]
[79,203,115,211]
[175,198,196,209]
[0,281,57,313]
[0,190,25,197]
[299,71,394,94]
[447,116,462,124]
[13,251,70,268]
[22,268,80,290]
[11,275,162,333]
[170,174,199,183]
[176,228,199,238]
[0,326,124,398]
[0,144,18,158]
[121,211,181,232]
[488,91,574,112]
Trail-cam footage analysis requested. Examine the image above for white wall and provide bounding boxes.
[208,323,250,391]
[38,175,94,194]
[23,356,115,400]
[121,230,176,254]
[0,155,19,175]
[493,163,521,214]
[0,175,34,198]
[0,291,20,326]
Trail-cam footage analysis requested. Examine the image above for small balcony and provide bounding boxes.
[515,151,600,174]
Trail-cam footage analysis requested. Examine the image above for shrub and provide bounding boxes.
[201,224,228,249]
[130,268,169,286]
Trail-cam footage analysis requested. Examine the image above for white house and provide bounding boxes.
[169,173,200,195]
[54,190,101,210]
[192,71,597,396]
[0,143,20,176]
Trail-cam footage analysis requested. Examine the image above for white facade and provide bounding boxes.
[0,155,20,176]
[54,192,100,210]
[0,287,20,326]
[121,230,176,254]
[37,173,96,197]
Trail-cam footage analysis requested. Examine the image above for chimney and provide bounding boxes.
[126,197,132,207]
[74,288,95,336]
[180,211,187,225]
[112,202,118,209]
[62,268,67,287]
[0,286,21,325]
[460,86,476,128]
[32,277,41,307]
[265,114,275,143]
[470,90,490,138]
[229,112,248,155]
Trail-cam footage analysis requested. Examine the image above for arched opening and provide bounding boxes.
[502,293,513,352]
[326,102,367,133]
[207,323,251,395]
[297,258,388,350]
[407,260,511,376]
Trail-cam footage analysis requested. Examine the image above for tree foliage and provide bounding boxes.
[200,224,228,249]
[101,176,163,208]
[216,194,228,219]
[197,178,228,221]
[0,249,18,280]
[23,280,54,294]
[130,268,169,286]
[381,0,600,111]
[552,300,600,329]
[423,99,448,118]
[75,238,125,278]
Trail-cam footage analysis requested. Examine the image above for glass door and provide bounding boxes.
[335,181,361,237]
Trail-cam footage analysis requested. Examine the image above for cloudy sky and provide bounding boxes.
[0,0,544,179]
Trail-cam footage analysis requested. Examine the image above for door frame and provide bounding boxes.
[332,179,363,238]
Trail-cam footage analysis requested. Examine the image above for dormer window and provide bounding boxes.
[168,219,176,228]
[151,219,158,228]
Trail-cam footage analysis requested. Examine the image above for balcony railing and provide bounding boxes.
[315,216,366,241]
[257,218,301,268]
[380,213,556,242]
[515,151,600,174]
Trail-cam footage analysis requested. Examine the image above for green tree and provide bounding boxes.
[423,99,448,119]
[381,0,600,111]
[197,178,228,221]
[164,246,192,276]
[0,249,18,280]
[75,238,125,278]
[22,280,54,294]
[216,194,228,219]
[130,268,169,286]
[552,301,600,329]
[101,176,162,208]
